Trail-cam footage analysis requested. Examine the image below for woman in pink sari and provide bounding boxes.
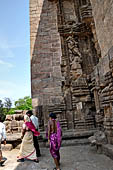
[17,115,40,162]
[48,113,62,170]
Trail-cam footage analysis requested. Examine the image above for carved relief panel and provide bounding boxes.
[56,0,100,129]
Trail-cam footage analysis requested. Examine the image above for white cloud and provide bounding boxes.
[0,36,31,104]
[0,42,29,49]
[0,59,14,68]
[0,38,29,59]
[0,38,15,71]
[0,39,15,59]
[0,80,31,104]
[0,81,16,105]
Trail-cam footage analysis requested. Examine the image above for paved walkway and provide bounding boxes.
[1,145,113,170]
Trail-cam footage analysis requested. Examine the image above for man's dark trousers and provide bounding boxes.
[33,135,41,157]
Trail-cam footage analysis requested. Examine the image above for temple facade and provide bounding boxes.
[30,0,113,144]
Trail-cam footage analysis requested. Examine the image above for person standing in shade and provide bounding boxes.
[26,110,41,157]
[0,116,6,166]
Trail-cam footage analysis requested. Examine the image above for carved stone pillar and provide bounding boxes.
[104,104,113,144]
[104,56,113,144]
[93,88,103,128]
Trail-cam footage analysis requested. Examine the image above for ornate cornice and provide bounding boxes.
[80,4,93,23]
[58,23,92,37]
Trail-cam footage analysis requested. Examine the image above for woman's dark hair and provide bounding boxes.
[49,113,57,133]
[26,110,33,116]
[49,113,57,119]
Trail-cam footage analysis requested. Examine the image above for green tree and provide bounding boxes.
[4,97,12,114]
[0,100,4,112]
[7,108,15,115]
[15,96,32,110]
[0,100,5,121]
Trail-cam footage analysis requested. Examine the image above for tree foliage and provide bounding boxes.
[0,100,5,121]
[0,100,4,113]
[0,96,32,120]
[4,98,12,114]
[15,96,32,110]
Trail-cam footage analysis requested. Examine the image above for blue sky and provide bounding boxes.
[0,1,31,104]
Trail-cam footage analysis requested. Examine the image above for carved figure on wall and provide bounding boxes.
[66,36,82,79]
[66,36,81,59]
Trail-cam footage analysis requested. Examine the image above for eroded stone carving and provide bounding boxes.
[66,35,82,80]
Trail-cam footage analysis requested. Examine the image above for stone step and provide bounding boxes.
[102,144,113,160]
[44,138,89,148]
[39,130,97,147]
[4,130,97,150]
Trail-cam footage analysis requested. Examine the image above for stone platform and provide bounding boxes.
[42,129,97,147]
[4,130,113,163]
[4,130,96,150]
[2,133,22,150]
[1,145,113,170]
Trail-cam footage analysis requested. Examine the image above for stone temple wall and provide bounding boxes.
[30,0,63,105]
[90,0,113,57]
[30,0,113,143]
[30,0,65,130]
[90,0,113,144]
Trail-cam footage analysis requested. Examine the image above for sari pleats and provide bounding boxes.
[18,131,36,160]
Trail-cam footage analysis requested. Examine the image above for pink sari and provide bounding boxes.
[17,121,40,160]
[25,121,40,136]
[47,120,62,159]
